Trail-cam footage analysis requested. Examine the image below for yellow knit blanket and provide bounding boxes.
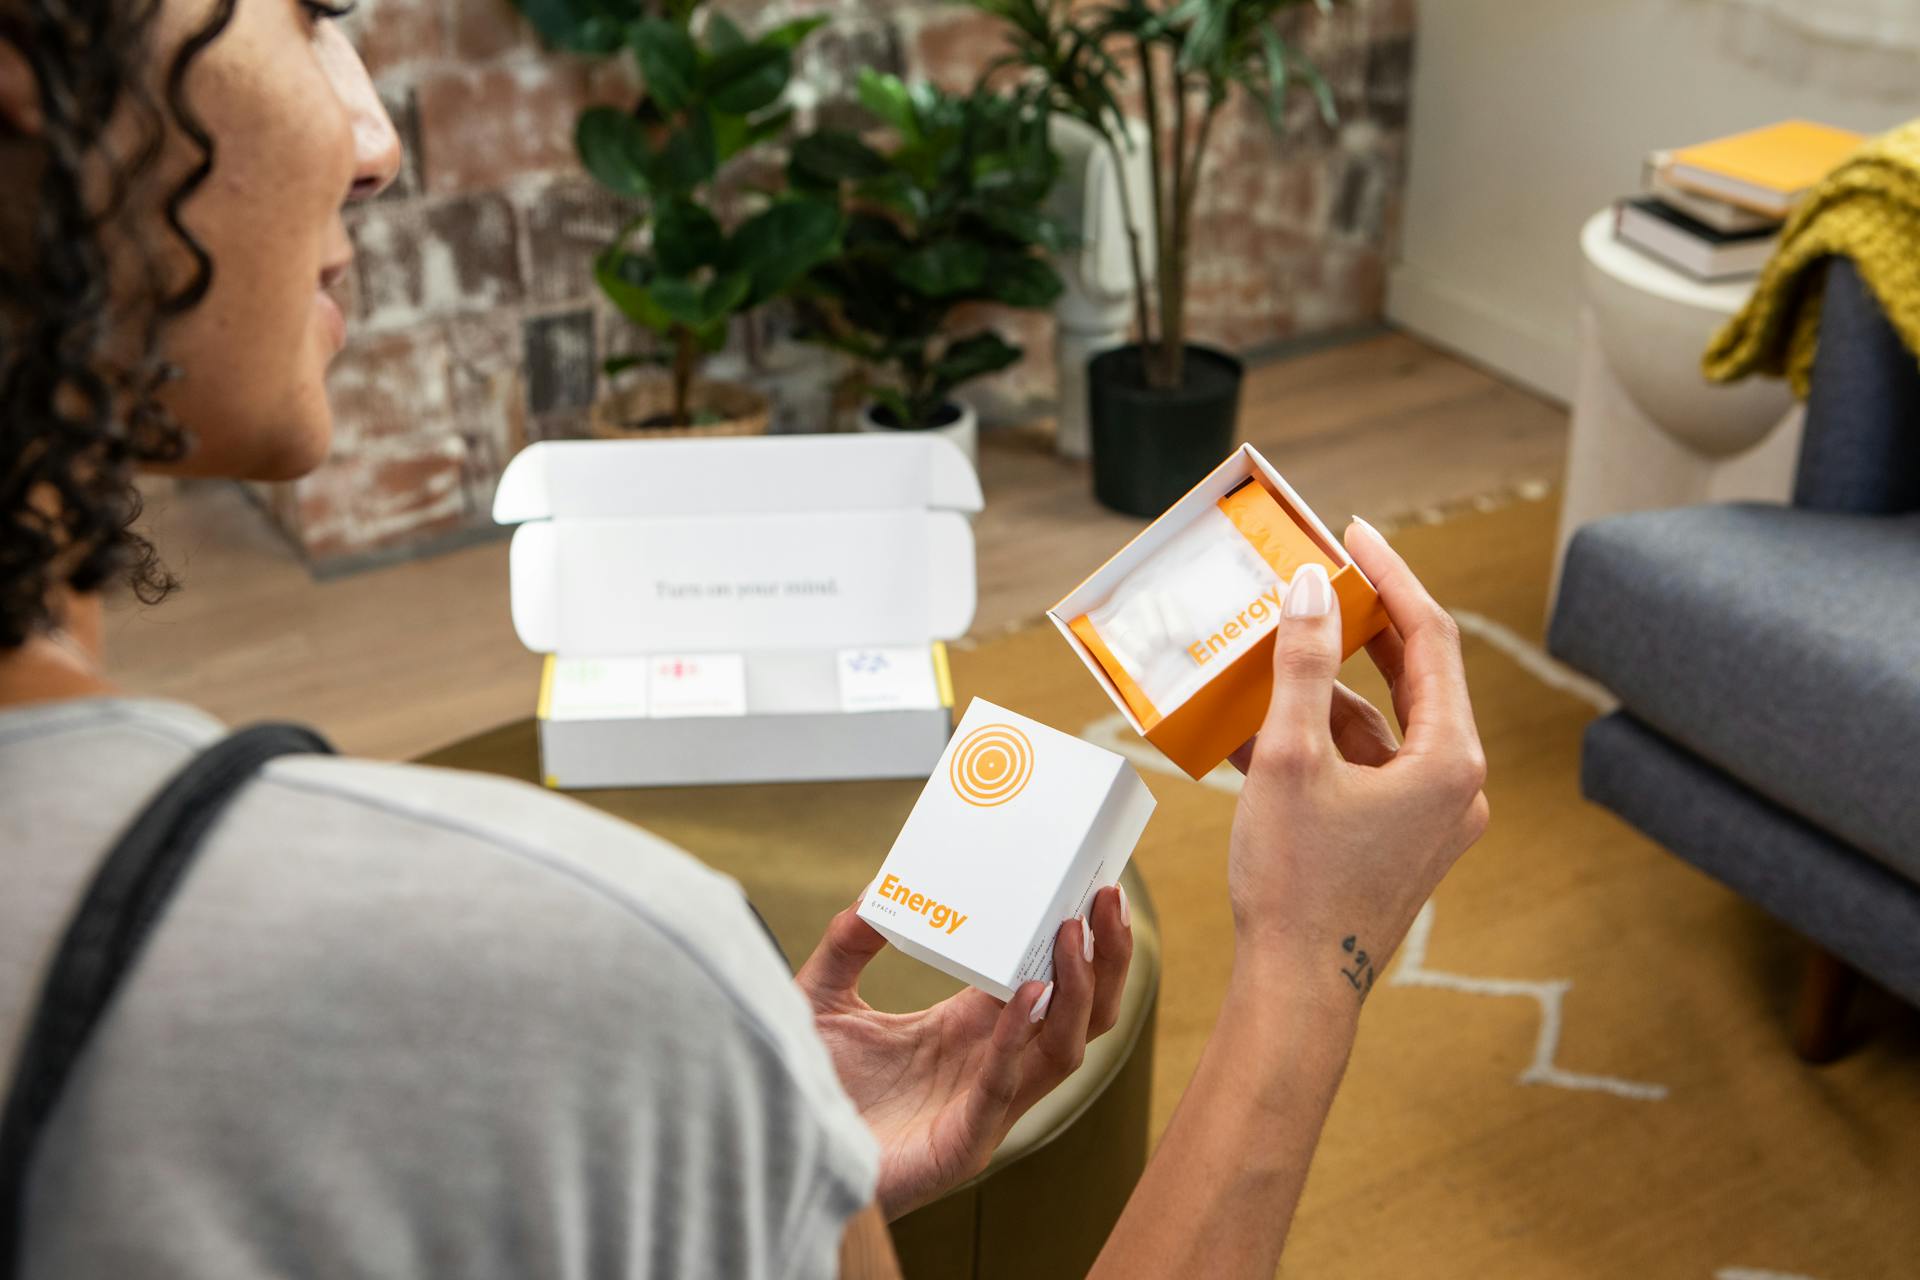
[1703,119,1920,397]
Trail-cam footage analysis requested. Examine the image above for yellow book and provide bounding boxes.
[1667,120,1866,218]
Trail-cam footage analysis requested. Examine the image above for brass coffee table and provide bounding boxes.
[418,720,1160,1278]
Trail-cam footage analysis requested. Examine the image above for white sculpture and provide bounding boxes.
[1045,115,1157,461]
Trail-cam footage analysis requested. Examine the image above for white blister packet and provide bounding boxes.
[1065,478,1342,732]
[1079,506,1286,718]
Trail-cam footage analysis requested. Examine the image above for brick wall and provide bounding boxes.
[275,0,1415,568]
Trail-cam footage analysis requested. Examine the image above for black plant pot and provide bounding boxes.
[1088,343,1244,518]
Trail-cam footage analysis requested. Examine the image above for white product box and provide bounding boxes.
[858,698,1157,1000]
[492,435,984,788]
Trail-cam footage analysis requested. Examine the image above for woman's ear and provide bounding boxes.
[0,37,44,137]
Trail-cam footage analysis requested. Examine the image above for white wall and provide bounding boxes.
[1388,0,1920,402]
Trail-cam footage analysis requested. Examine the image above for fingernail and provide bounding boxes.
[1080,915,1095,963]
[1349,515,1386,548]
[1029,981,1054,1023]
[1284,562,1332,618]
[1117,884,1131,930]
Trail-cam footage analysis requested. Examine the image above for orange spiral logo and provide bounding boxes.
[949,723,1035,807]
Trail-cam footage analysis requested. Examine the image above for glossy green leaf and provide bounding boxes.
[701,270,753,320]
[510,0,626,54]
[857,69,917,137]
[1259,26,1289,132]
[895,241,989,296]
[630,18,698,112]
[789,130,892,190]
[647,109,716,191]
[647,274,709,327]
[653,198,723,275]
[758,15,828,51]
[843,212,909,251]
[981,253,1063,307]
[705,44,790,115]
[859,171,930,222]
[1177,0,1231,74]
[933,331,1021,387]
[595,250,672,334]
[729,199,844,303]
[575,107,650,198]
[713,105,793,163]
[706,11,746,53]
[1294,54,1339,127]
[737,200,844,301]
[974,204,1075,253]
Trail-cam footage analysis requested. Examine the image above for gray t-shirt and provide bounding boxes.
[0,697,879,1278]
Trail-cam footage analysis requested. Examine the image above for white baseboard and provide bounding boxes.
[1387,261,1577,405]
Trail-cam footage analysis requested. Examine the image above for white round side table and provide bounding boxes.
[1551,209,1804,606]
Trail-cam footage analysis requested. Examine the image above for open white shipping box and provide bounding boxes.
[492,436,983,788]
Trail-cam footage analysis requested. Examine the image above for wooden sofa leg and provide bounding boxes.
[1791,946,1857,1064]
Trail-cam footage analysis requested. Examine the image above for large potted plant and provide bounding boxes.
[788,71,1070,468]
[514,1,844,434]
[967,0,1340,515]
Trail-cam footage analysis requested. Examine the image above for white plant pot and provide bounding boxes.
[855,398,979,473]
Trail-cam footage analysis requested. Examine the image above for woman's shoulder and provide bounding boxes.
[236,728,815,1048]
[2,695,813,1072]
[3,698,879,1276]
[226,742,835,1072]
[3,695,751,935]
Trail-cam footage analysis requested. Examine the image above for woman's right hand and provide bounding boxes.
[1224,517,1489,1008]
[1084,518,1489,1280]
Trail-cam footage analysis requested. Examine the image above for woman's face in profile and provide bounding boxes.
[2,0,402,481]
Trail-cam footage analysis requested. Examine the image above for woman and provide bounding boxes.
[0,1,1490,1276]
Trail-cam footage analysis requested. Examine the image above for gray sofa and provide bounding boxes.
[1548,257,1920,1060]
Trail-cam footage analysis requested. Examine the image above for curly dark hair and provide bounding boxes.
[0,0,237,650]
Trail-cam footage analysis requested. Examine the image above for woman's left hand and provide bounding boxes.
[796,882,1134,1220]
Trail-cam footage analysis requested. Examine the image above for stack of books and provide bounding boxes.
[1613,120,1863,281]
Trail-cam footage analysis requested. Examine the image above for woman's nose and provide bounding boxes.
[326,29,402,203]
[350,105,403,202]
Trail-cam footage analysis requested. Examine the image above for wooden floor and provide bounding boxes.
[105,331,1567,760]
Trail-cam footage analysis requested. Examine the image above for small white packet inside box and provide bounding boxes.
[859,698,1157,1000]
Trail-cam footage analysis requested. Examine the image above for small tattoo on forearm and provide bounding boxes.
[1340,935,1375,999]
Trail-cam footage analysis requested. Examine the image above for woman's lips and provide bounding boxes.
[315,286,347,353]
[317,258,352,354]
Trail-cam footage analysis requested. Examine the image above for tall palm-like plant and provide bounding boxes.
[966,0,1339,390]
